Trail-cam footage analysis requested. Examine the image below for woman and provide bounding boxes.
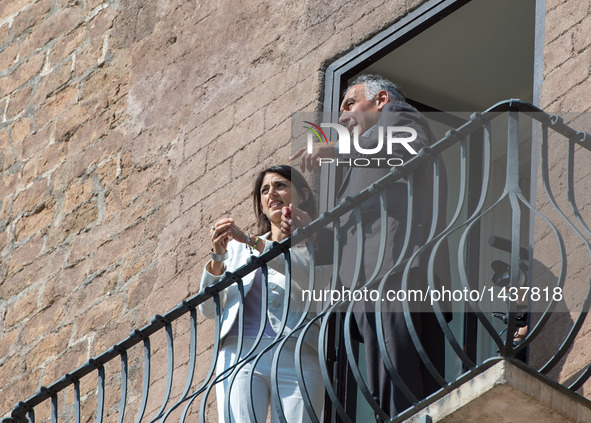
[199,165,329,423]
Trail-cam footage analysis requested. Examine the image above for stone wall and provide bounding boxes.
[529,0,591,400]
[0,0,426,420]
[3,0,591,420]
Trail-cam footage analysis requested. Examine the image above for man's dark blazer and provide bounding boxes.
[335,100,450,418]
[336,100,449,292]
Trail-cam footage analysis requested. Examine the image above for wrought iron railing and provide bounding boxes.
[3,100,591,422]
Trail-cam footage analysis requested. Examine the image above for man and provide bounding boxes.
[292,74,448,420]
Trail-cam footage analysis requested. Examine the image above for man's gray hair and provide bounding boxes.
[349,74,405,103]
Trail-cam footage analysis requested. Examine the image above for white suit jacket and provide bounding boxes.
[199,233,331,350]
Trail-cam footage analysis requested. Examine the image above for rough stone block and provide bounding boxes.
[0,52,44,97]
[89,318,132,357]
[88,7,115,40]
[95,157,118,189]
[11,116,32,145]
[61,223,101,264]
[0,43,20,74]
[0,128,10,150]
[0,172,19,206]
[33,83,78,129]
[19,4,84,58]
[126,264,158,311]
[49,23,86,68]
[0,0,35,21]
[542,48,591,106]
[75,295,123,337]
[4,287,38,328]
[184,110,234,160]
[22,144,66,188]
[120,239,156,282]
[12,178,48,213]
[10,0,52,38]
[0,355,26,388]
[43,258,89,309]
[6,86,32,120]
[63,177,95,215]
[24,326,73,371]
[544,33,574,77]
[60,199,99,237]
[31,61,73,105]
[39,342,87,388]
[0,22,9,46]
[89,224,141,273]
[73,36,103,77]
[19,297,67,345]
[574,15,591,52]
[13,200,54,241]
[0,327,19,359]
[84,0,106,15]
[208,109,265,170]
[545,0,591,44]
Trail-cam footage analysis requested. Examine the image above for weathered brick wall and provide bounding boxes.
[0,0,427,419]
[530,0,591,399]
[4,0,591,419]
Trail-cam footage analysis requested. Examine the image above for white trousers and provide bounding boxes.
[215,336,324,423]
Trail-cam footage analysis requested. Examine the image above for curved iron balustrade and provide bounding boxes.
[3,100,591,422]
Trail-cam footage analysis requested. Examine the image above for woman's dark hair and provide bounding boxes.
[253,165,317,234]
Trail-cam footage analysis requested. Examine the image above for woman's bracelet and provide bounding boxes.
[245,233,261,253]
[210,249,228,262]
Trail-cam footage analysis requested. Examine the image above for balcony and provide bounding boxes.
[3,100,591,422]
